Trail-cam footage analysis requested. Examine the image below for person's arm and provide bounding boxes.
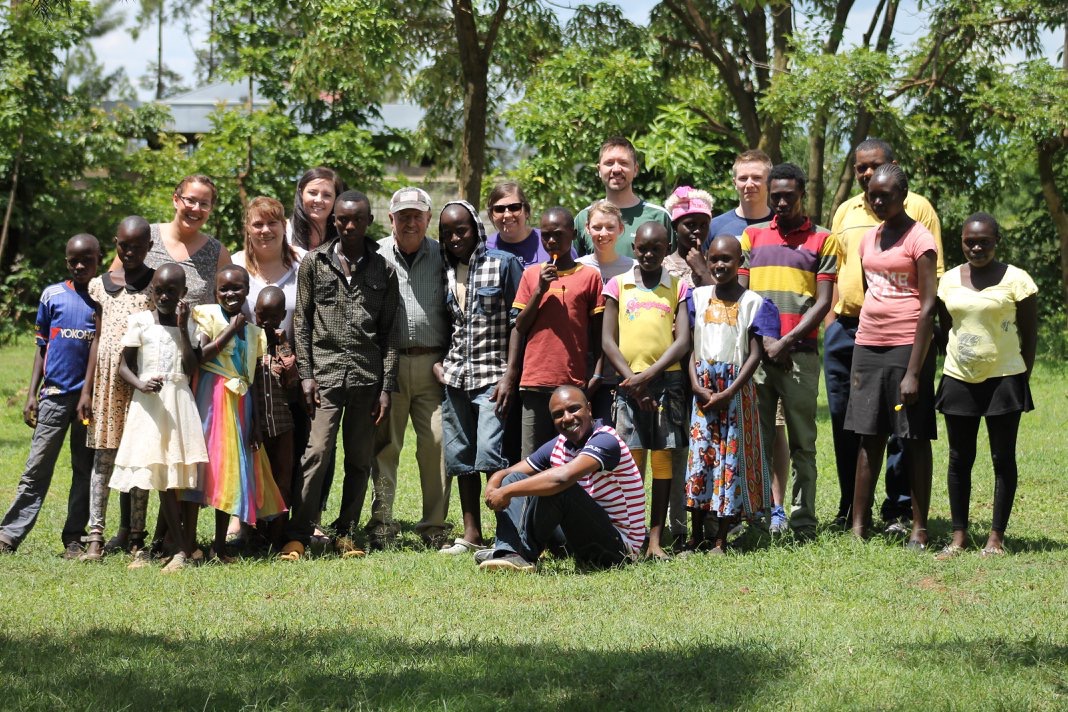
[216,242,233,269]
[684,250,712,287]
[197,312,246,363]
[23,345,46,428]
[935,296,952,355]
[766,280,833,365]
[688,350,715,409]
[77,311,103,423]
[491,326,521,418]
[703,329,766,412]
[625,291,692,386]
[485,453,602,511]
[294,259,319,417]
[485,458,537,495]
[1016,293,1038,379]
[824,284,840,328]
[118,346,162,393]
[600,297,631,379]
[514,263,556,335]
[899,251,937,406]
[176,301,199,386]
[373,268,402,427]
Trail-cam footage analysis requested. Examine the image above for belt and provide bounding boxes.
[399,346,443,356]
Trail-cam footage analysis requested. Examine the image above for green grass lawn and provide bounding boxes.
[0,338,1065,710]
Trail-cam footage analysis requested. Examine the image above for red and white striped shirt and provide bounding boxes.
[527,425,647,553]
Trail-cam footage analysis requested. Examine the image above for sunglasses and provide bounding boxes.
[490,202,524,215]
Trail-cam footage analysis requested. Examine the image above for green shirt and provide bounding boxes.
[574,199,674,259]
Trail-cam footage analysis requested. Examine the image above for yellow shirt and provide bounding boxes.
[830,191,943,317]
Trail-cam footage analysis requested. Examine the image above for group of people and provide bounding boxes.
[0,135,1038,573]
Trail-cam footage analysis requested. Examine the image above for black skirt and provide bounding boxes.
[935,373,1033,417]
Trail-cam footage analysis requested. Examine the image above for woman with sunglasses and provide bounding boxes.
[486,181,575,267]
[140,174,232,307]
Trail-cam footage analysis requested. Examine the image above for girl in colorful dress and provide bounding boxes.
[934,213,1037,559]
[191,265,287,561]
[109,264,208,572]
[686,236,779,553]
[79,217,155,561]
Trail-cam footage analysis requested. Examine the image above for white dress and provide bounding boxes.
[109,311,208,492]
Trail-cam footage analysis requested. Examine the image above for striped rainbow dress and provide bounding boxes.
[191,305,287,524]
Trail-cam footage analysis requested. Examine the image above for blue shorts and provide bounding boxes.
[612,370,687,451]
[443,384,508,476]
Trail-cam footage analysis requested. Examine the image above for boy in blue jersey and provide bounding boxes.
[0,234,100,557]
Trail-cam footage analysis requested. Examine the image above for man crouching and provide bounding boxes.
[479,385,646,571]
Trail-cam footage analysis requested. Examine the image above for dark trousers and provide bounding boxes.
[945,412,1021,532]
[824,317,910,522]
[493,472,630,568]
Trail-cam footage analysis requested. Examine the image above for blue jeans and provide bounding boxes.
[442,384,507,476]
[824,318,910,522]
[492,472,630,568]
[0,392,91,549]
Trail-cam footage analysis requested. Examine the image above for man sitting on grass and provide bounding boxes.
[478,385,646,572]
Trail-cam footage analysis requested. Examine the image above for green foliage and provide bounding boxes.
[0,256,44,344]
[504,47,666,210]
[634,102,735,197]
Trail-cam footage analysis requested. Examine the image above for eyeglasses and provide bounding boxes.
[177,195,213,211]
[491,202,524,215]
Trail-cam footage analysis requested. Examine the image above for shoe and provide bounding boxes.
[79,541,104,562]
[279,540,304,561]
[769,506,788,535]
[905,538,928,552]
[127,549,152,570]
[102,530,129,555]
[61,541,84,560]
[473,548,497,565]
[479,553,535,572]
[439,538,488,556]
[161,551,187,573]
[421,533,451,551]
[884,517,912,537]
[935,544,965,561]
[207,547,237,564]
[0,539,15,554]
[335,537,366,559]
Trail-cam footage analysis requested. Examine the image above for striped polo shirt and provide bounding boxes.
[739,216,838,352]
[527,424,646,554]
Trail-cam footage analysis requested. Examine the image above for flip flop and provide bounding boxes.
[439,538,488,555]
[935,544,965,561]
[279,540,304,561]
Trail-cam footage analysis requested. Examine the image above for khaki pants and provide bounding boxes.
[369,353,449,540]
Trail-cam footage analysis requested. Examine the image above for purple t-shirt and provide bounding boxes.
[487,228,576,268]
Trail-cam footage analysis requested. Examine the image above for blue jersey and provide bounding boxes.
[35,280,96,398]
[703,209,771,252]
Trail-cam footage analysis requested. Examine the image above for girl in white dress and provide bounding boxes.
[109,264,208,572]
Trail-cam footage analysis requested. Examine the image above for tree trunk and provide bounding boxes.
[806,108,827,222]
[0,130,23,266]
[1036,136,1068,324]
[156,0,164,100]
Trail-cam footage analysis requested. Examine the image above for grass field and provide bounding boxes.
[0,338,1066,710]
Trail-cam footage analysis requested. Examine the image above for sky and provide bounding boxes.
[89,0,1061,101]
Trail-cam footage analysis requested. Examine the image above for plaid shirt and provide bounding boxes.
[294,237,400,392]
[378,234,449,350]
[440,201,524,390]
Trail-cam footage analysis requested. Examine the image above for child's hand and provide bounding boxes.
[899,373,920,406]
[537,262,558,292]
[22,393,38,428]
[176,300,190,328]
[702,390,731,412]
[229,313,247,334]
[76,392,93,424]
[137,376,164,394]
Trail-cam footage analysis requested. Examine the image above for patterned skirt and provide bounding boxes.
[685,360,770,519]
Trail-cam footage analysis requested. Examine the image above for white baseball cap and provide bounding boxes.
[389,187,432,213]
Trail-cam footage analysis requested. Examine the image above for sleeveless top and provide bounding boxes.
[145,223,223,307]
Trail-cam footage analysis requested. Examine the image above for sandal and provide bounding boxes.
[439,538,488,556]
[935,544,965,561]
[279,540,304,561]
[980,545,1007,557]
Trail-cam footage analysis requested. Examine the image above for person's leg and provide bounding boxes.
[851,434,888,537]
[286,386,343,545]
[779,352,821,535]
[881,436,911,525]
[333,386,378,540]
[0,394,74,550]
[212,509,232,558]
[667,447,688,547]
[129,488,150,550]
[520,390,553,460]
[535,483,630,568]
[647,449,673,558]
[61,412,91,550]
[823,318,859,523]
[369,358,411,539]
[943,413,980,550]
[904,439,932,546]
[488,472,538,562]
[986,411,1022,552]
[84,448,117,558]
[108,491,131,551]
[409,353,448,543]
[772,422,789,508]
[263,431,294,549]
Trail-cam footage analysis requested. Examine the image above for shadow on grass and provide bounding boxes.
[0,628,794,710]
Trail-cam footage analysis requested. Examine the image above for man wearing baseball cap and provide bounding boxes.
[367,187,452,550]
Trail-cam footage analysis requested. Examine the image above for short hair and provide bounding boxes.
[732,149,773,175]
[486,181,530,214]
[870,163,908,195]
[768,163,807,193]
[218,263,250,286]
[551,384,588,405]
[586,199,623,226]
[292,167,344,250]
[542,206,575,230]
[174,174,217,204]
[155,262,186,286]
[243,196,295,274]
[963,211,1001,238]
[67,233,101,254]
[118,215,150,238]
[598,136,638,165]
[256,285,286,309]
[855,138,895,162]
